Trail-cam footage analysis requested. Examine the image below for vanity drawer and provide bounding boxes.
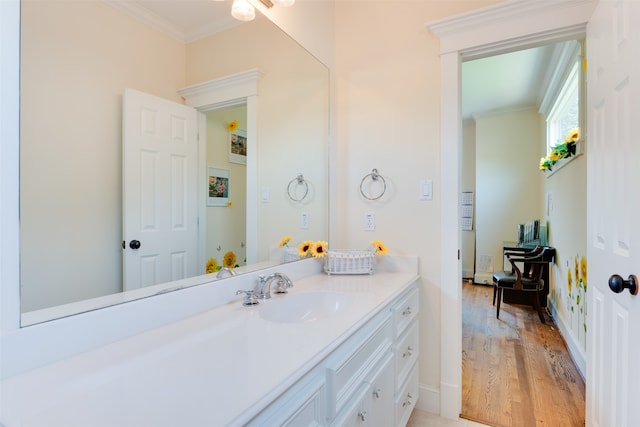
[247,369,325,426]
[392,287,419,338]
[394,320,418,389]
[394,363,418,427]
[325,313,392,420]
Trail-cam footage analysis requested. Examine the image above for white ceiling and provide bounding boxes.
[462,45,554,120]
[105,0,245,43]
[108,0,554,120]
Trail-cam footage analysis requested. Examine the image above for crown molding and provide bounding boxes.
[427,0,596,59]
[178,69,263,110]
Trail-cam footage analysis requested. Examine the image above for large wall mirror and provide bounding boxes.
[20,0,329,325]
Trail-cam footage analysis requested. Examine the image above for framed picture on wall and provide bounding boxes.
[208,167,230,207]
[229,129,247,165]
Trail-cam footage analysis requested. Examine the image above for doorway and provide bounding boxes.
[427,0,596,419]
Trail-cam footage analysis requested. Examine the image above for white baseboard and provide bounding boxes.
[414,382,461,421]
[548,297,586,379]
[473,273,493,285]
[462,269,474,279]
[415,383,440,415]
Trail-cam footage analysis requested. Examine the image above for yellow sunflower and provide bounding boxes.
[279,236,292,247]
[371,239,388,255]
[580,256,587,284]
[567,268,573,292]
[222,251,237,268]
[565,127,580,143]
[298,240,314,257]
[205,258,218,274]
[311,241,328,258]
[226,120,239,132]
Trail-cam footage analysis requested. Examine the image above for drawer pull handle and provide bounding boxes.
[373,388,381,399]
[402,393,414,407]
[358,411,367,422]
[402,306,412,316]
[403,345,414,358]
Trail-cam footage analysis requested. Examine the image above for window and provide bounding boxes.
[547,61,580,151]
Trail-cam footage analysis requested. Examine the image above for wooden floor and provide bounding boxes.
[461,281,585,427]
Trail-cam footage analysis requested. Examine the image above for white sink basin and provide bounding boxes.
[259,292,352,323]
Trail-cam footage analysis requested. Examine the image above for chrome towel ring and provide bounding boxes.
[287,173,309,202]
[360,168,387,200]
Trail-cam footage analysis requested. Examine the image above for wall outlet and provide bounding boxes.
[364,212,375,231]
[300,212,309,229]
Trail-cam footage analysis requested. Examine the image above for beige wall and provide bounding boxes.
[20,0,186,311]
[474,109,543,283]
[205,107,248,270]
[333,0,501,401]
[187,18,330,262]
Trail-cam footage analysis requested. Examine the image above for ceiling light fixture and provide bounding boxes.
[230,0,296,22]
[231,0,255,21]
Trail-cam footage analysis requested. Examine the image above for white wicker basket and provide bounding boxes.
[281,247,300,263]
[324,250,375,275]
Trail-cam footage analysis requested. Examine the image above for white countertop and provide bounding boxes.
[0,271,418,427]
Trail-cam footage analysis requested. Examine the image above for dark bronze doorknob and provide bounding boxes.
[129,240,141,250]
[608,274,638,295]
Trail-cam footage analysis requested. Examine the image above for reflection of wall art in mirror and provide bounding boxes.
[229,129,247,164]
[208,167,230,206]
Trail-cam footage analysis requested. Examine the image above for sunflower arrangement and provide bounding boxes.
[279,235,292,247]
[226,120,239,132]
[311,241,328,258]
[371,239,388,255]
[222,251,238,268]
[297,240,315,257]
[205,258,219,274]
[540,127,580,171]
[205,249,240,273]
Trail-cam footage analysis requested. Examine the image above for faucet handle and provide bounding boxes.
[236,289,259,306]
[273,278,291,294]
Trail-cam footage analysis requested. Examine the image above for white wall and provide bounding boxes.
[474,109,542,283]
[544,146,587,374]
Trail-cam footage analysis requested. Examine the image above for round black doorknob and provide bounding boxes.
[608,274,638,295]
[129,240,141,250]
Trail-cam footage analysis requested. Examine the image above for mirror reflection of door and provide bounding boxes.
[122,88,199,290]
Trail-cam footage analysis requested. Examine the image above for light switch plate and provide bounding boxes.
[261,187,270,203]
[419,179,433,200]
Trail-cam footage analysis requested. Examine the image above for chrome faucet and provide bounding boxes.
[216,267,237,279]
[256,273,293,299]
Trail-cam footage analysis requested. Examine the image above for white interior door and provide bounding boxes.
[586,1,640,426]
[123,88,199,290]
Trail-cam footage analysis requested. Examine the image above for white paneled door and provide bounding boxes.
[123,89,199,291]
[586,1,640,426]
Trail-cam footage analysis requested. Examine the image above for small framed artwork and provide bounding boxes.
[208,167,230,206]
[229,129,247,165]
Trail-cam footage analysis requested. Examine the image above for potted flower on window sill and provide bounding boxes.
[539,127,580,172]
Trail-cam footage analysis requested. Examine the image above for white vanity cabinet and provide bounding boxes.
[247,282,419,427]
[392,287,420,426]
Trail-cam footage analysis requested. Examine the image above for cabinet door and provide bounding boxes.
[365,352,395,427]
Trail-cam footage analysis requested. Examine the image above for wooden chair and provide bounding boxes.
[492,246,555,323]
